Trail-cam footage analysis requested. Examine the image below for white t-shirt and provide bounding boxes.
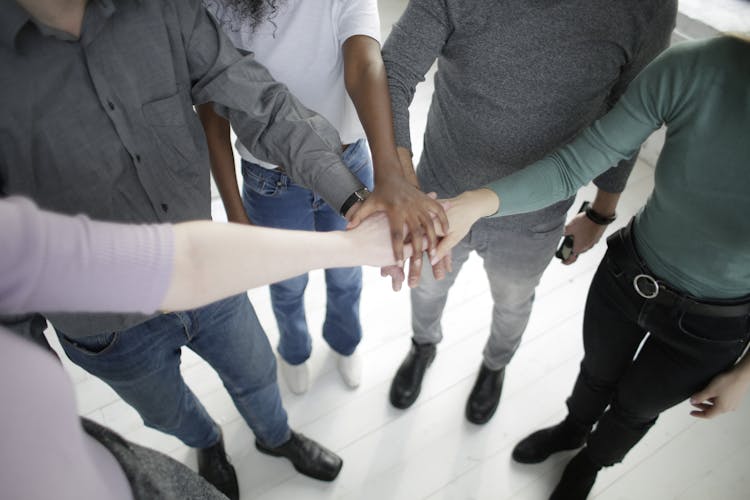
[206,0,381,168]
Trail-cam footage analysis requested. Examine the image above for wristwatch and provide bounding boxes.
[340,187,371,216]
[584,205,617,225]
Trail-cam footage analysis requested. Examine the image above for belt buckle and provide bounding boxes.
[633,274,659,299]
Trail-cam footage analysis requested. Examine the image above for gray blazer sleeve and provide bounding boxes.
[182,0,364,213]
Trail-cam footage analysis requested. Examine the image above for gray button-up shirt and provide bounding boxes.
[0,0,364,337]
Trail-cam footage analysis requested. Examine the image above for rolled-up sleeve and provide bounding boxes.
[181,1,363,212]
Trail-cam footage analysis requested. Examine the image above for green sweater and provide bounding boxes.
[487,37,750,299]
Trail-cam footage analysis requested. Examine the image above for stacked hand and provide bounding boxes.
[348,187,499,289]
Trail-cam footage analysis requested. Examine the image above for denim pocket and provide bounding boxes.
[61,331,119,356]
[342,139,374,189]
[677,312,749,346]
[241,161,286,197]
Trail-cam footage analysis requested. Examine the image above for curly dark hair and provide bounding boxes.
[204,0,282,32]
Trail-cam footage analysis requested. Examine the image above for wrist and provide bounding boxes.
[464,188,500,218]
[585,205,616,225]
[340,187,370,217]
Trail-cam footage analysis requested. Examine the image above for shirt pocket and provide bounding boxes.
[141,90,204,167]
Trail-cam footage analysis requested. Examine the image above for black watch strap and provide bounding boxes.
[340,188,370,216]
[585,205,616,225]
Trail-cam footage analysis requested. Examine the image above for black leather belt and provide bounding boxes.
[606,220,750,319]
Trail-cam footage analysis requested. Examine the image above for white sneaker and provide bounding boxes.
[336,350,362,389]
[280,359,310,395]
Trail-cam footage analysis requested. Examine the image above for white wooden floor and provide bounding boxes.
[46,2,750,499]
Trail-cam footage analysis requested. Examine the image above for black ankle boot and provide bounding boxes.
[197,435,239,500]
[512,417,589,464]
[465,364,505,424]
[256,431,343,481]
[549,449,601,500]
[389,340,437,409]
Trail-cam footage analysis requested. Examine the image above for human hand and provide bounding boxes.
[349,176,449,288]
[347,212,417,267]
[431,189,499,264]
[689,369,750,419]
[560,211,606,265]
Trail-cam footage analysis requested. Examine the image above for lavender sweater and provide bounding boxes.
[1,197,173,315]
[0,198,222,499]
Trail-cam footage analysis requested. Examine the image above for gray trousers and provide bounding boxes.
[411,214,565,370]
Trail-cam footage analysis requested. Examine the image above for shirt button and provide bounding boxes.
[135,154,141,163]
[108,101,115,110]
[161,203,169,212]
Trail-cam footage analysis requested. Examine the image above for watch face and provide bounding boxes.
[356,188,371,200]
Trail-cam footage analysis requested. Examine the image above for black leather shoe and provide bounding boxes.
[465,364,505,424]
[389,340,437,409]
[256,431,343,481]
[549,449,601,500]
[512,418,588,464]
[197,434,239,500]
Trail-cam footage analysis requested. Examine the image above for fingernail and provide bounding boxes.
[429,248,436,258]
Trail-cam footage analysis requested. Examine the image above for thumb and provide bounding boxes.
[346,202,374,229]
[690,388,712,405]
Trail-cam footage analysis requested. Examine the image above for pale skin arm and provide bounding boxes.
[431,189,500,264]
[561,189,620,265]
[341,35,448,288]
[430,187,620,266]
[690,354,750,419]
[161,213,406,311]
[197,103,252,225]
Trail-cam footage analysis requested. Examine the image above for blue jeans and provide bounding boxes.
[58,294,291,448]
[241,138,374,365]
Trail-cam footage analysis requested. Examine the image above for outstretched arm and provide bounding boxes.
[164,212,401,310]
[1,197,404,316]
[432,42,687,262]
[341,34,448,280]
[379,0,456,289]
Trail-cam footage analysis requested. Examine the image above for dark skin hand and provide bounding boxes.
[342,35,448,288]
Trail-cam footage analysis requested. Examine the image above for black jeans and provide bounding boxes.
[566,230,750,467]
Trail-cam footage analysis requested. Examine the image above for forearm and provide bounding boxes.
[382,0,450,151]
[197,104,247,222]
[162,222,376,311]
[163,222,358,310]
[397,146,419,186]
[343,35,403,182]
[589,189,620,219]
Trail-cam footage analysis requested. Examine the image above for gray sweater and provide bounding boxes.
[384,0,676,225]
